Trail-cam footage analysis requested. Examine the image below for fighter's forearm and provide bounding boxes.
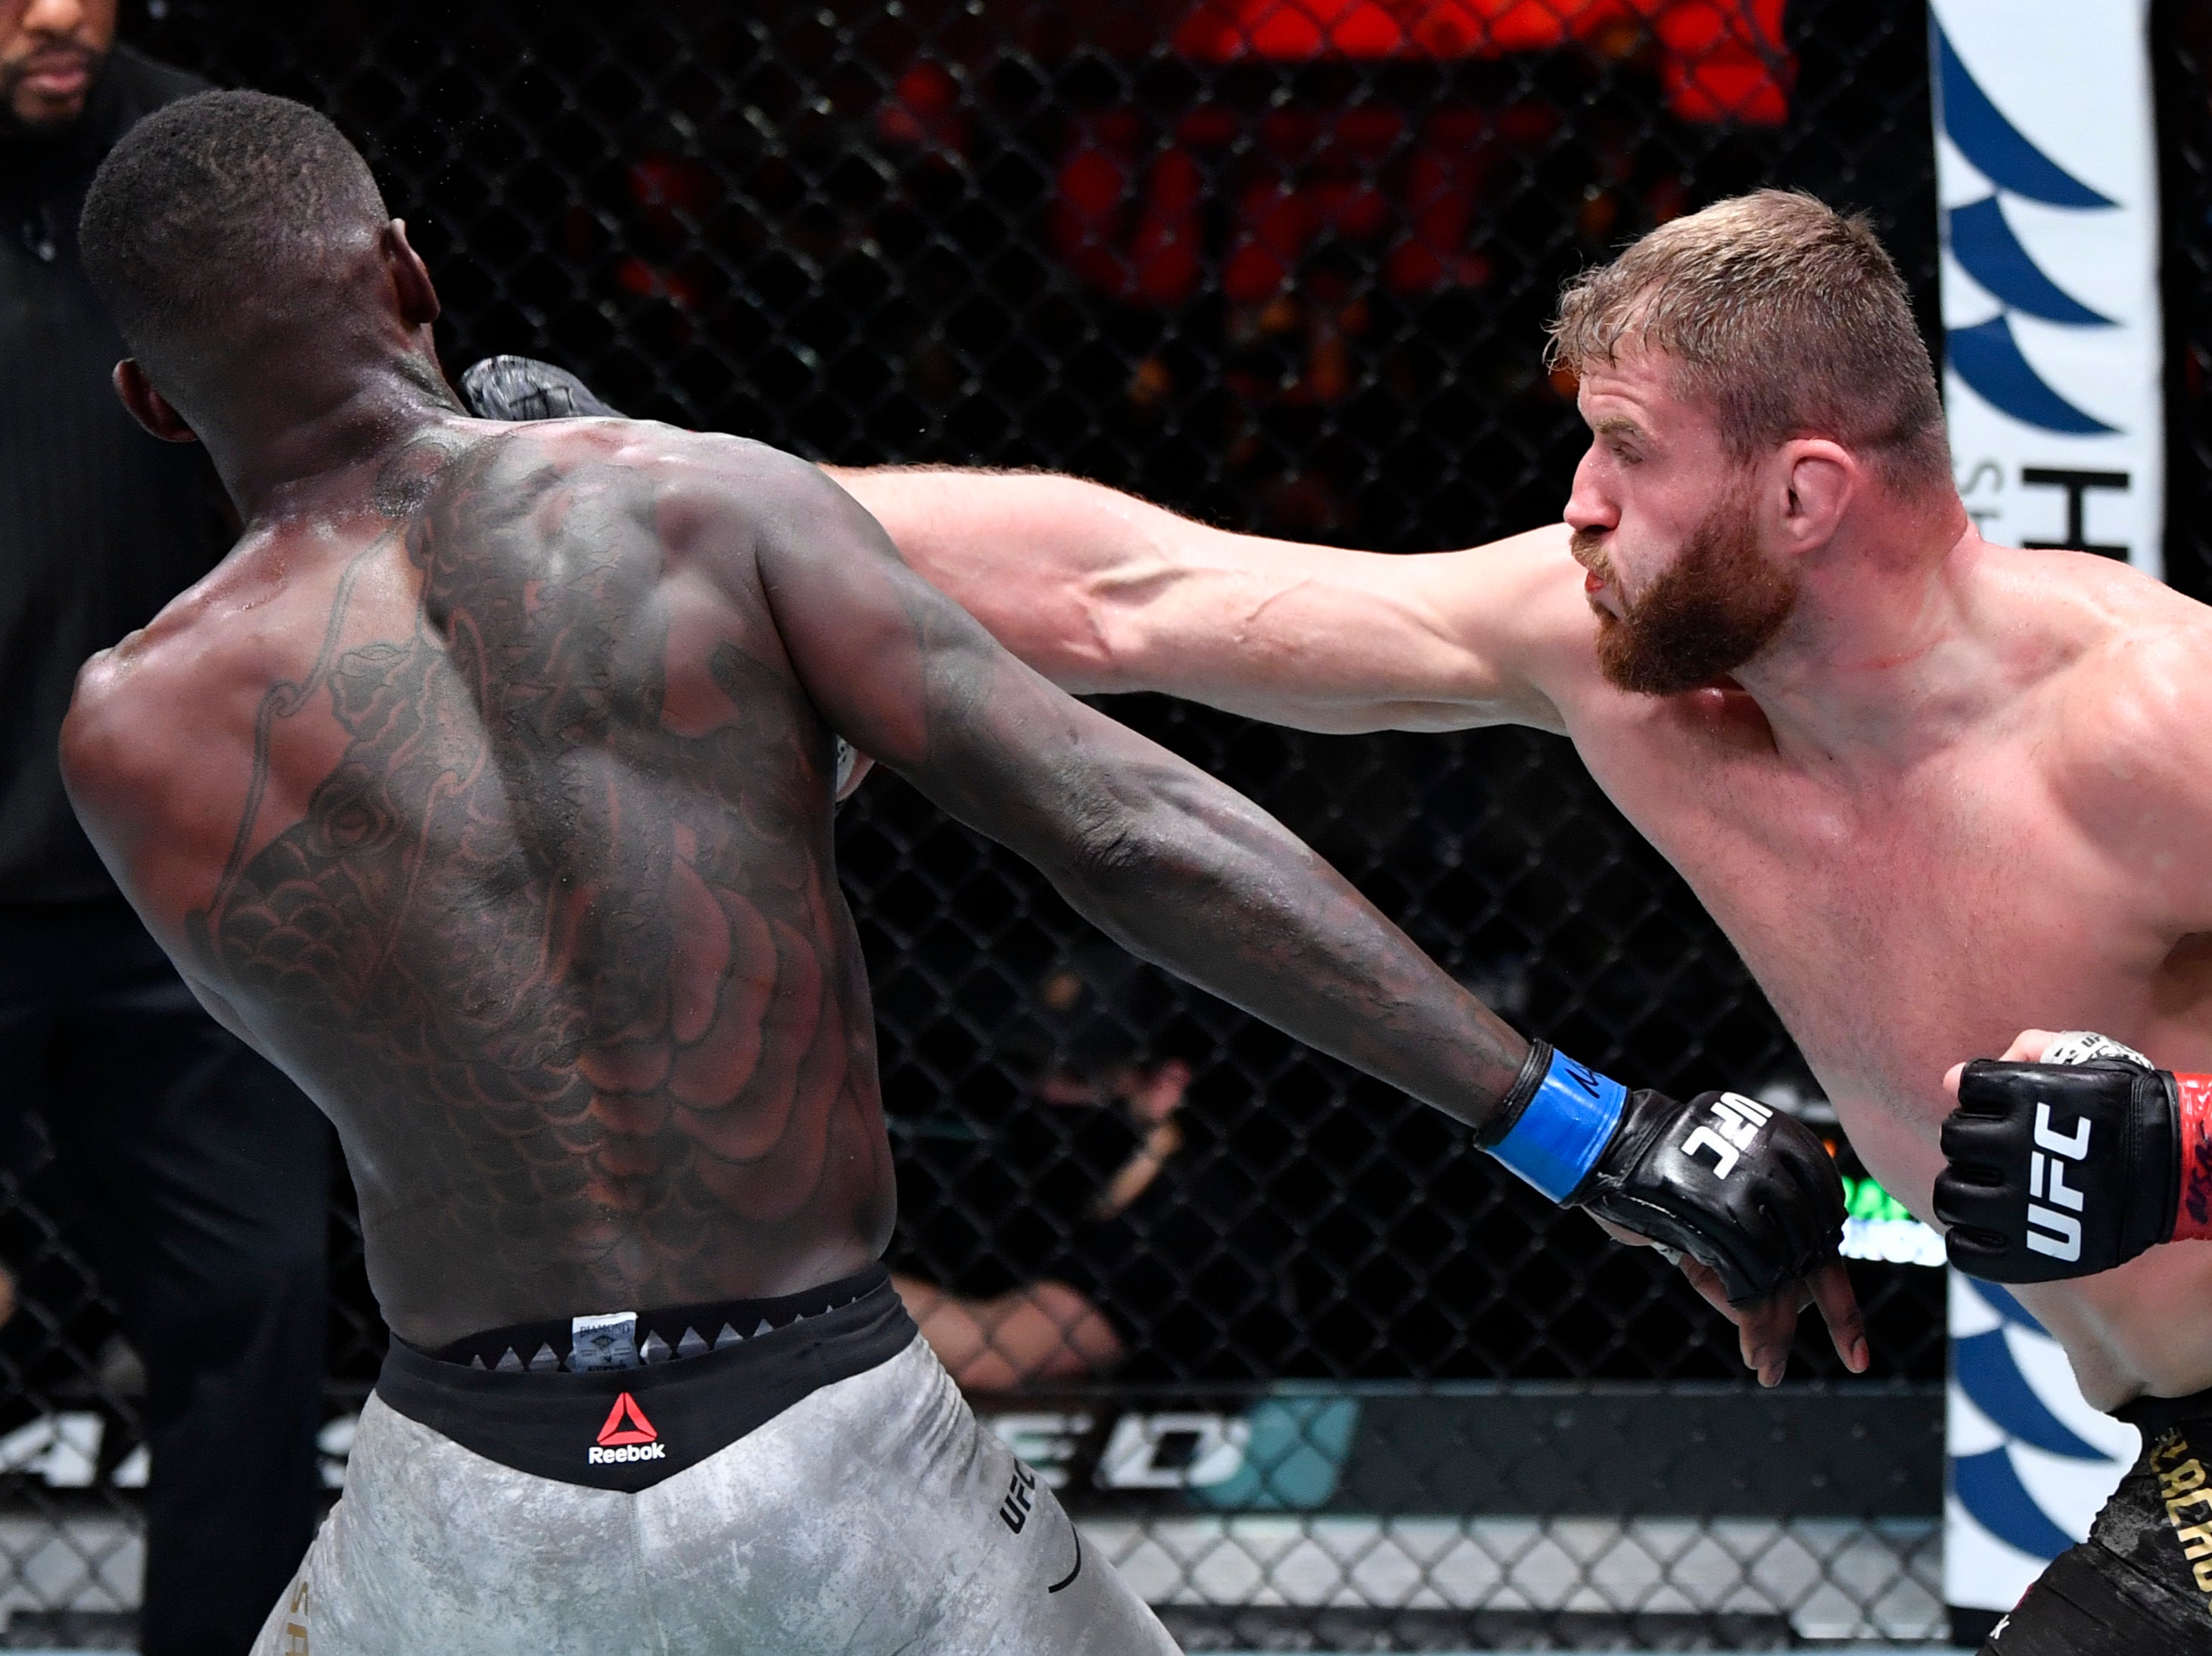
[1038,751,1529,1130]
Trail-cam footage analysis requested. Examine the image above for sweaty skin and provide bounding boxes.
[61,233,1538,1349]
[829,366,2212,1412]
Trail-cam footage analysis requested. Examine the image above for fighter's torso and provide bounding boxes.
[1540,551,2212,1406]
[81,421,894,1348]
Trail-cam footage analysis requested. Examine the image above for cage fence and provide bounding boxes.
[12,0,2209,1646]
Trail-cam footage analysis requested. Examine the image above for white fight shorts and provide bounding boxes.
[250,1270,1177,1655]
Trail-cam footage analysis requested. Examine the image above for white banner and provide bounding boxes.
[1934,0,2164,1620]
[1932,0,2164,577]
[1943,1272,2136,1615]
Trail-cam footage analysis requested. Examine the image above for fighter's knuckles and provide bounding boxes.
[1944,1228,2027,1280]
[1930,1172,2005,1229]
[1937,1109,2015,1166]
[1953,1059,2034,1117]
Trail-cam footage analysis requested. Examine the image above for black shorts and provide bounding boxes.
[1982,1388,2212,1654]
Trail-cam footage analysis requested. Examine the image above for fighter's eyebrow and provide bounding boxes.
[1591,416,1645,442]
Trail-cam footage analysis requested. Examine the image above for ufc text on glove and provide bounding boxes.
[1937,1035,2212,1284]
[1476,1041,1847,1306]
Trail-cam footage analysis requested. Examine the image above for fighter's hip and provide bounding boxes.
[250,1328,1174,1655]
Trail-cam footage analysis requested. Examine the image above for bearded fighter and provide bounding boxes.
[56,95,1855,1655]
[797,191,2212,1651]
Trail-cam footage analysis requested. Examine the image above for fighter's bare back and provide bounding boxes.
[66,422,902,1346]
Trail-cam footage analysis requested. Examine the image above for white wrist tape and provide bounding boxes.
[2039,1030,2151,1069]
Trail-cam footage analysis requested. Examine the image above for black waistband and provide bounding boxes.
[375,1268,916,1492]
[433,1265,891,1373]
[2114,1382,2212,1437]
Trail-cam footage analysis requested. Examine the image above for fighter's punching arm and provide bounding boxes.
[745,455,1863,1381]
[821,465,1574,736]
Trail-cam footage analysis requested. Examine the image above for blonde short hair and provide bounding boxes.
[1547,190,1951,497]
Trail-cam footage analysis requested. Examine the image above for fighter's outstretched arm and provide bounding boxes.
[745,453,1862,1381]
[761,456,1532,1127]
[823,465,1574,736]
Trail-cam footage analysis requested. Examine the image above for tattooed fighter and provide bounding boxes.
[826,191,2212,1651]
[58,95,1852,1656]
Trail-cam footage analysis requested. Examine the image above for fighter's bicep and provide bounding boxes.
[1155,527,1576,736]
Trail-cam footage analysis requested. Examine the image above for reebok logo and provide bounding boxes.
[588,1392,666,1465]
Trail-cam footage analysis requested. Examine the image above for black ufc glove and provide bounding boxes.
[1479,1041,1846,1305]
[1936,1032,2212,1283]
[459,354,622,421]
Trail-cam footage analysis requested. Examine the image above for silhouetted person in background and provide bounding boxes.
[0,5,326,1650]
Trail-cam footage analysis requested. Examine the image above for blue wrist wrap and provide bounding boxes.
[1486,1048,1628,1203]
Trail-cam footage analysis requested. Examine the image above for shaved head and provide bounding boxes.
[79,89,389,386]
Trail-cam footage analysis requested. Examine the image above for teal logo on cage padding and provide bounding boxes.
[981,1396,1360,1511]
[1934,21,2123,435]
[1187,1396,1361,1512]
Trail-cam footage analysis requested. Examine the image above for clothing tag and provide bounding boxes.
[570,1311,639,1371]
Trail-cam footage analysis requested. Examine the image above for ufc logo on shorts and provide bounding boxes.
[1681,1094,1772,1179]
[999,1461,1038,1535]
[2026,1101,2092,1262]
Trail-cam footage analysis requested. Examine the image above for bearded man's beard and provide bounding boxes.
[0,45,105,129]
[1575,499,1799,696]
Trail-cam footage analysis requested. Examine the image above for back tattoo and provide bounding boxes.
[188,434,886,1312]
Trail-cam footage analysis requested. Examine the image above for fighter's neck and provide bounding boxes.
[206,362,466,526]
[1725,519,2008,777]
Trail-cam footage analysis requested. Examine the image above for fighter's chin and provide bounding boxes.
[1594,618,1761,698]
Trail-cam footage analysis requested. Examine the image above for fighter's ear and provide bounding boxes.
[110,360,199,444]
[381,218,442,330]
[1776,437,1856,550]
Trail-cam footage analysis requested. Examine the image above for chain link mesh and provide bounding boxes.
[6,0,2171,1644]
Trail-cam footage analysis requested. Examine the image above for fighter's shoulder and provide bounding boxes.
[59,580,234,815]
[2033,556,2212,805]
[1419,521,1601,689]
[466,420,857,553]
[1422,519,1583,592]
[1389,523,1588,651]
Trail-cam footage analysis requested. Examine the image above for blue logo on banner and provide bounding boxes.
[1947,1278,2124,1564]
[1934,21,2120,434]
[1952,1444,2082,1561]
